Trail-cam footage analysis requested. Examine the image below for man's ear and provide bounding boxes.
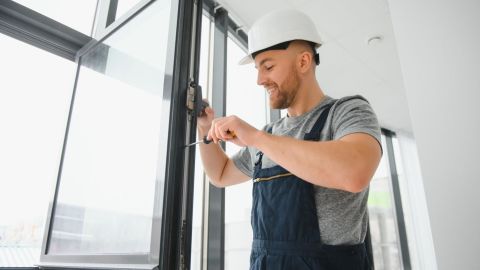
[298,51,313,73]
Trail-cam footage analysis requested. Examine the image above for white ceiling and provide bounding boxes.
[217,0,413,133]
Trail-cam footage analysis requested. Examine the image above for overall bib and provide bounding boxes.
[250,104,371,270]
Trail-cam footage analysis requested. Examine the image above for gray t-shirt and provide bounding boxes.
[231,95,382,245]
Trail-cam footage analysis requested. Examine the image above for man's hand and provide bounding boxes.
[196,100,251,187]
[197,99,215,137]
[208,115,260,147]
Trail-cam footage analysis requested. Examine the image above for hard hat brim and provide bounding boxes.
[239,54,254,65]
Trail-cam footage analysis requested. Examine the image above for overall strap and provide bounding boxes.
[303,103,334,141]
[253,125,273,171]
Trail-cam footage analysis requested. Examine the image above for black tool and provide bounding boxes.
[185,130,236,147]
[185,136,214,147]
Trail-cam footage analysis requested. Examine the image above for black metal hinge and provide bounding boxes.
[186,79,208,117]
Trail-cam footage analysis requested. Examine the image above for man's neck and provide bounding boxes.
[287,81,325,117]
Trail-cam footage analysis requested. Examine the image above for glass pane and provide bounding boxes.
[224,37,268,270]
[13,0,97,36]
[116,0,144,21]
[0,34,76,267]
[368,135,403,269]
[190,14,211,270]
[46,0,172,255]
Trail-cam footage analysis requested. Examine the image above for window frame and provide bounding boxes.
[92,0,155,40]
[0,0,92,61]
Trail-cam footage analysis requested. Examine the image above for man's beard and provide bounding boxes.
[268,64,301,109]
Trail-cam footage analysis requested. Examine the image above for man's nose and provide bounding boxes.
[257,71,266,86]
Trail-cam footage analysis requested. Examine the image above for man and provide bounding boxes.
[197,9,381,270]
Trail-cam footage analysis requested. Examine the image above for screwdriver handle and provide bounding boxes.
[202,136,213,144]
[202,130,235,145]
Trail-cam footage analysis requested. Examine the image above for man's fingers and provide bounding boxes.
[205,107,214,116]
[207,115,248,145]
[208,128,217,143]
[213,121,224,144]
[216,120,237,140]
[217,121,230,139]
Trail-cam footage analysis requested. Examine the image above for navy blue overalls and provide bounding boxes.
[250,104,371,270]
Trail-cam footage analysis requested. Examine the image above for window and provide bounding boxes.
[0,34,76,267]
[39,0,178,267]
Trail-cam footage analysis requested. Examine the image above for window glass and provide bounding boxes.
[224,36,268,270]
[46,0,172,255]
[368,135,404,269]
[13,0,97,36]
[0,34,76,267]
[116,0,145,21]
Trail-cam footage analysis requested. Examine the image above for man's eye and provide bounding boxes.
[266,66,273,71]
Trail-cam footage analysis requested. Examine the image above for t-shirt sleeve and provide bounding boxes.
[331,97,382,149]
[231,146,254,178]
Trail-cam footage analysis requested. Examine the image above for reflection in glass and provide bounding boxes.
[47,0,172,255]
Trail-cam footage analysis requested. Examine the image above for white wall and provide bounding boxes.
[387,0,480,269]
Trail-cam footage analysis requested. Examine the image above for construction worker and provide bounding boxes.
[197,8,381,270]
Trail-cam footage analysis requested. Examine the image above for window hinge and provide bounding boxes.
[186,79,196,113]
[186,79,207,117]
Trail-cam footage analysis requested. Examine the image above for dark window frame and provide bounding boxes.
[0,0,92,61]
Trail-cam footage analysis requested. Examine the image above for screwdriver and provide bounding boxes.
[185,130,236,147]
[185,136,214,147]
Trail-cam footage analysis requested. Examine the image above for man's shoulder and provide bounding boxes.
[330,95,374,117]
[333,95,369,107]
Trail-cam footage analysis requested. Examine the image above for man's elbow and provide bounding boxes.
[209,176,226,188]
[210,180,226,188]
[344,179,369,193]
[343,157,379,193]
[342,171,373,193]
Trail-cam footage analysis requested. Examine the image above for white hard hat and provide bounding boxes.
[239,9,322,65]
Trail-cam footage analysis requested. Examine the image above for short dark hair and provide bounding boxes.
[251,40,320,65]
[251,41,291,59]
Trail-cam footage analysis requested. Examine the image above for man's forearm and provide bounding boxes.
[197,130,229,187]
